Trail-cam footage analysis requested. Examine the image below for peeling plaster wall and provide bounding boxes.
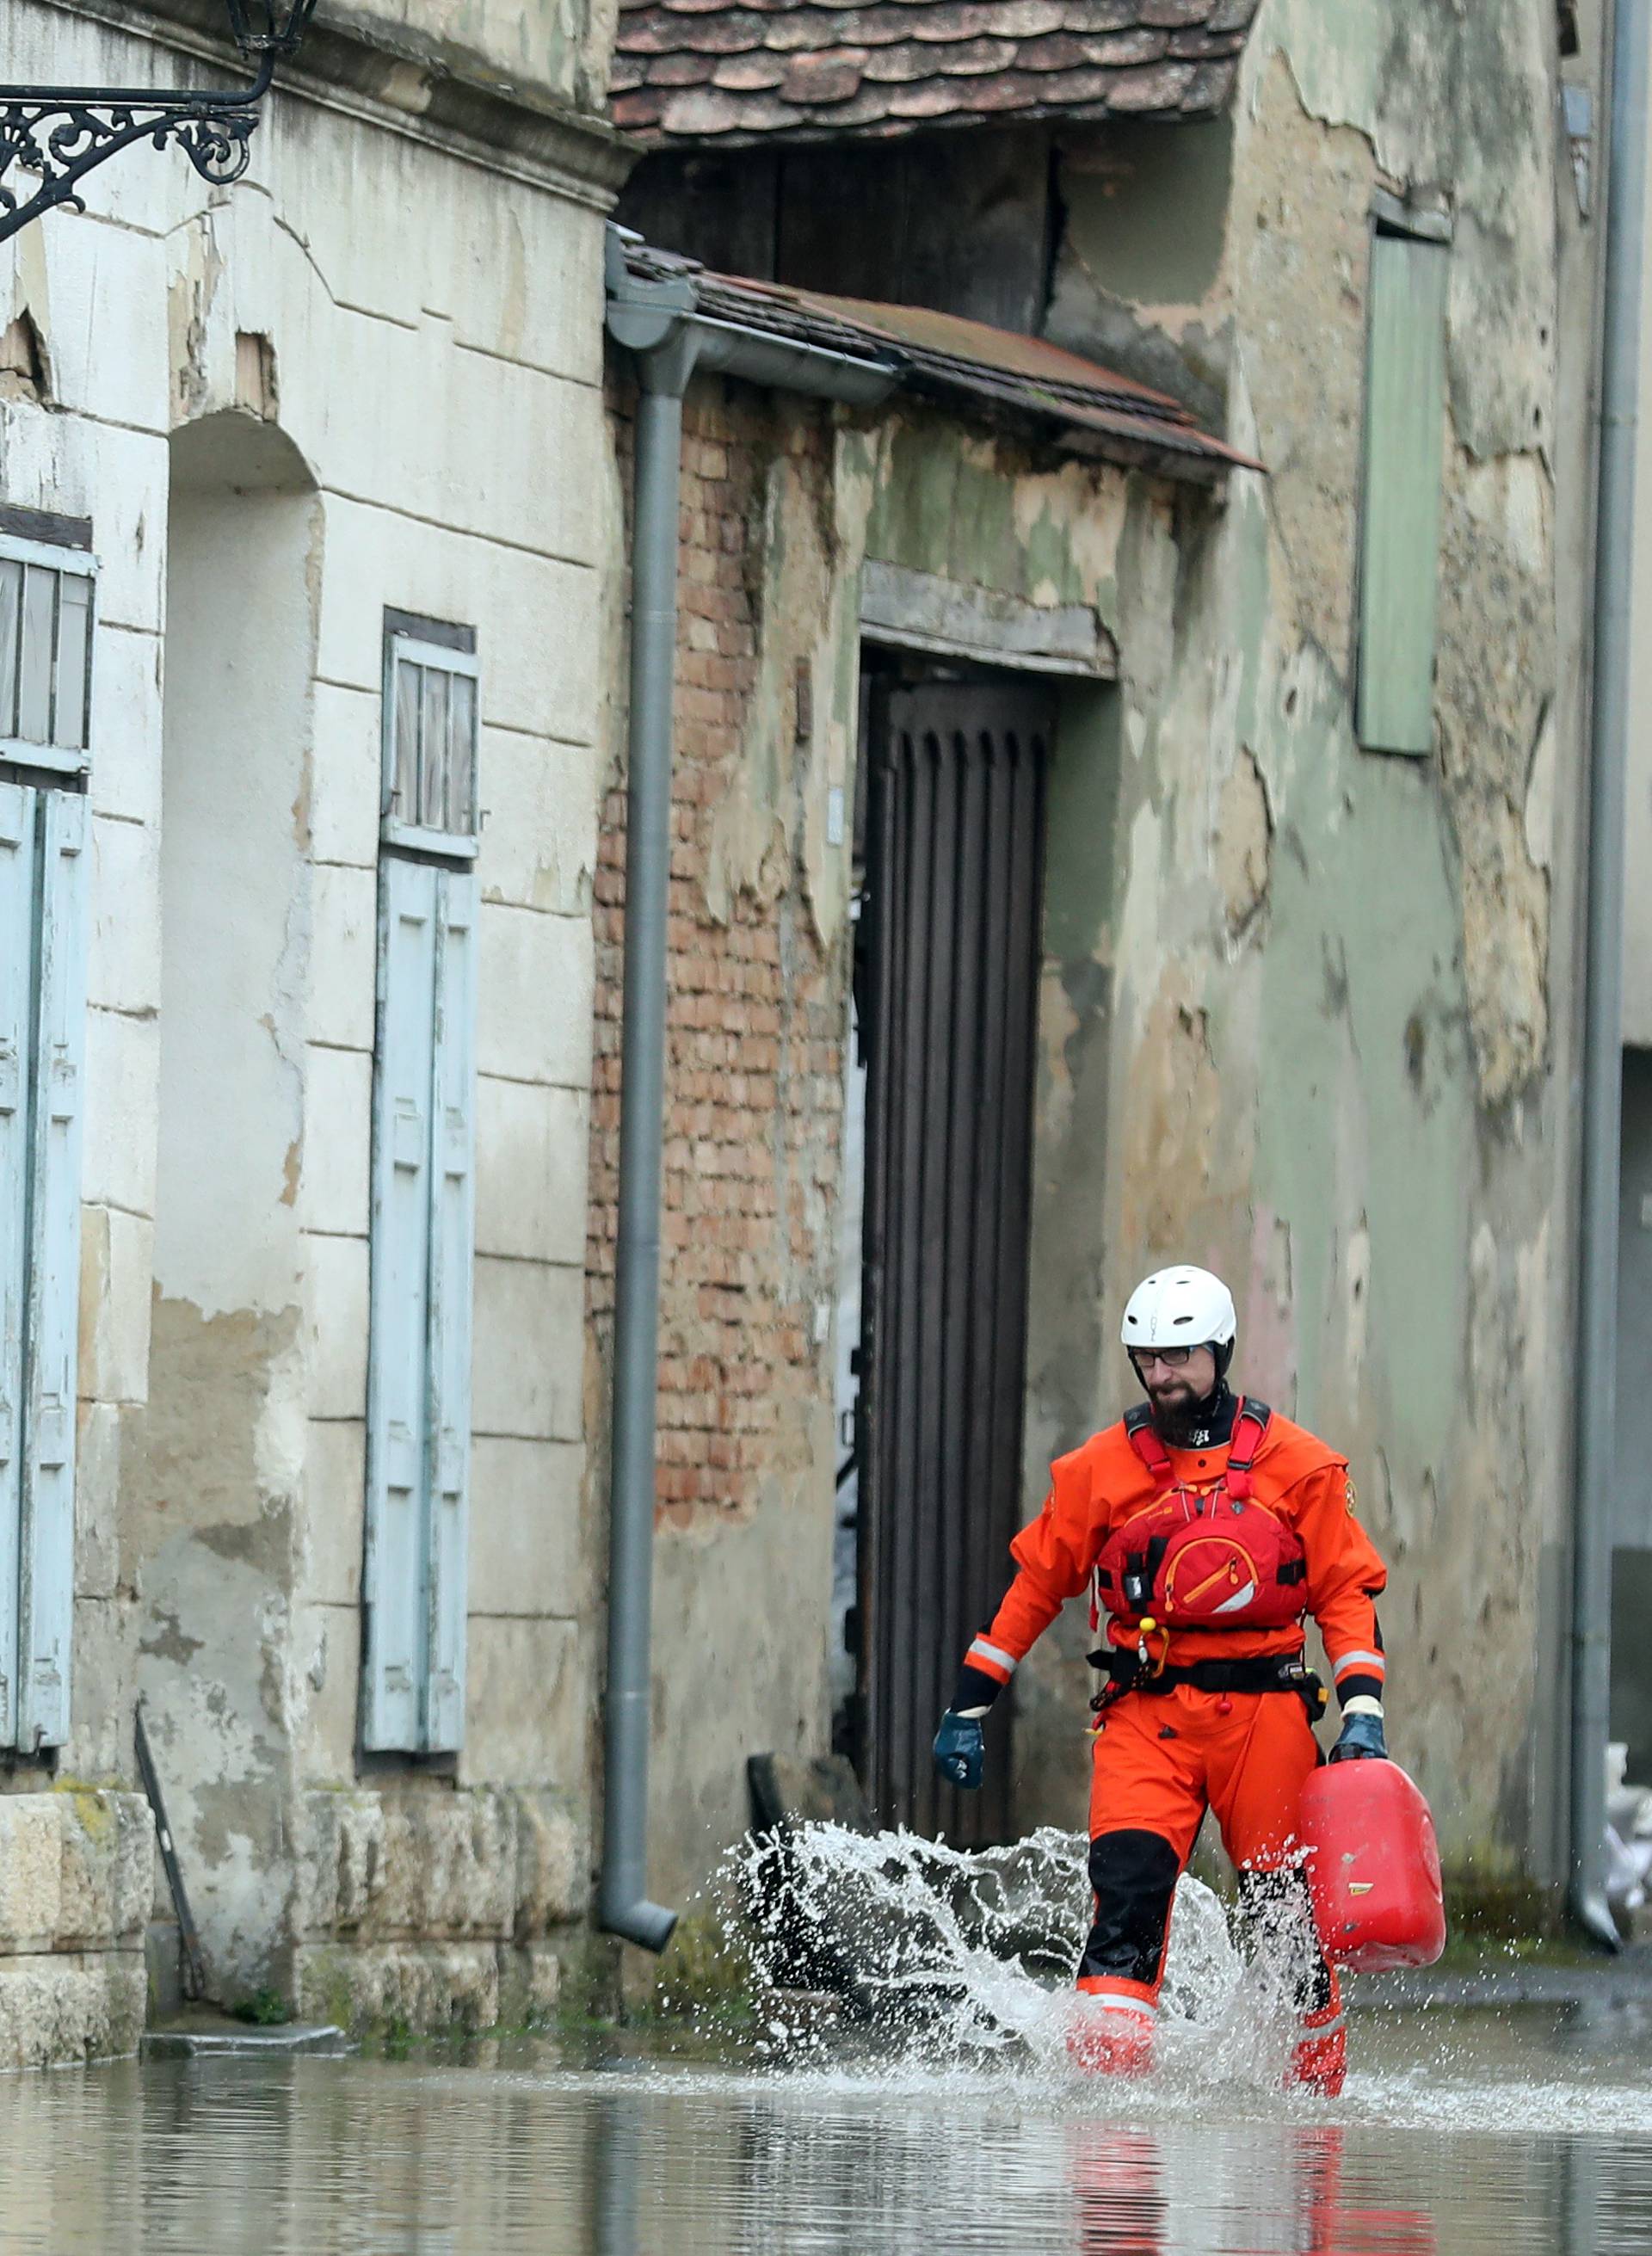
[4,0,617,2043]
[140,0,618,117]
[589,387,854,1905]
[1020,3,1596,1875]
[145,438,318,1994]
[609,1,1600,1900]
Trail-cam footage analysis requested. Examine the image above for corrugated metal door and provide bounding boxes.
[857,680,1051,1843]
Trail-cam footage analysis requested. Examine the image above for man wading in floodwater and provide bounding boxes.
[932,1265,1390,2093]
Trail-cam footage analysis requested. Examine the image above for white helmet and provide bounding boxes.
[1121,1265,1237,1355]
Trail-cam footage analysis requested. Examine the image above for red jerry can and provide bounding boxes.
[1299,1759,1447,1970]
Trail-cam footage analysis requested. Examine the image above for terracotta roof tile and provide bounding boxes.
[650,51,718,81]
[712,51,791,83]
[860,36,1020,78]
[613,0,1258,145]
[781,49,872,98]
[1180,56,1235,105]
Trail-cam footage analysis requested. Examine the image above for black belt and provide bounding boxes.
[1088,1648,1328,1717]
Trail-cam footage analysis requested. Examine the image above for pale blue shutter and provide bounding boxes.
[422,869,477,1751]
[19,791,87,1748]
[0,782,33,1747]
[362,856,438,1751]
[1356,229,1451,755]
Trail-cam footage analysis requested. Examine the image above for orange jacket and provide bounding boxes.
[963,1408,1388,1700]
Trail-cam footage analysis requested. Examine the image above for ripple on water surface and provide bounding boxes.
[0,2005,1643,2253]
[0,1821,1646,2253]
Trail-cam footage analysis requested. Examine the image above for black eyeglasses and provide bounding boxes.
[1131,1347,1194,1370]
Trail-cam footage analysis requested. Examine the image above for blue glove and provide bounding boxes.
[1329,1709,1388,1763]
[933,1710,984,1790]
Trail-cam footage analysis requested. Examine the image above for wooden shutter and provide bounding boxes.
[0,537,96,777]
[422,869,477,1751]
[363,855,439,1751]
[19,791,88,1748]
[363,854,478,1754]
[379,631,480,861]
[1356,228,1451,756]
[0,781,32,1748]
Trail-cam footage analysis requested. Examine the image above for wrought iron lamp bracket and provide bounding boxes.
[0,48,282,243]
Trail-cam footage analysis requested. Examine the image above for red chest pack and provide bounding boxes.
[1090,1398,1309,1633]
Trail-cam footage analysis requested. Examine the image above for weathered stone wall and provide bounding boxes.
[0,1792,151,2068]
[142,0,620,122]
[590,381,850,1904]
[1018,0,1599,1877]
[602,0,1599,1903]
[293,1786,583,2031]
[4,0,622,2048]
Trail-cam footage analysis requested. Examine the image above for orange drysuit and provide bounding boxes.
[956,1401,1387,2080]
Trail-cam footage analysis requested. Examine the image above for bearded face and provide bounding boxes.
[1135,1345,1220,1445]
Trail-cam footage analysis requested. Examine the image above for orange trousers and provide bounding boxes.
[1076,1684,1340,2028]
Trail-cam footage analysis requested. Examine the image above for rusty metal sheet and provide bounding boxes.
[643,250,1265,478]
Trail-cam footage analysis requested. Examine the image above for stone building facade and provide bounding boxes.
[601,0,1609,1913]
[0,0,1618,2071]
[1,0,623,2056]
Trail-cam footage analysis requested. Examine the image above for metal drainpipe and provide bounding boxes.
[1570,0,1649,1953]
[598,231,895,1951]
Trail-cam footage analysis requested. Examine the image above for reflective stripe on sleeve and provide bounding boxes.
[967,1637,1018,1681]
[1332,1649,1386,1678]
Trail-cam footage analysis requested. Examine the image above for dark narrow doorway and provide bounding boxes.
[1612,1046,1652,1787]
[851,674,1052,1842]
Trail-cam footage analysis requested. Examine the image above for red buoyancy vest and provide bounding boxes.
[1091,1399,1309,1634]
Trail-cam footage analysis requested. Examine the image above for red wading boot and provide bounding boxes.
[1067,1978,1156,2076]
[1285,2002,1347,2098]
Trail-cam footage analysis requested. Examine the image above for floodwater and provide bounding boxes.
[0,1828,1647,2254]
[0,2003,1648,2253]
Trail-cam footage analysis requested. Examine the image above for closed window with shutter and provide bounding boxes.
[362,614,478,1754]
[0,516,93,1753]
[0,532,95,775]
[380,617,480,860]
[1355,211,1452,757]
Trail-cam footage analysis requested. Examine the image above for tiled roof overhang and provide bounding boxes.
[612,0,1260,147]
[619,243,1261,483]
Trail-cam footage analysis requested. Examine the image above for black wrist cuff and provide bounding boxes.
[1336,1673,1384,1710]
[950,1664,1005,1715]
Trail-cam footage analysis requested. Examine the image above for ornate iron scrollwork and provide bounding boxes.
[0,56,274,242]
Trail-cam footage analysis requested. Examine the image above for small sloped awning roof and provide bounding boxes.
[612,0,1259,148]
[621,244,1260,482]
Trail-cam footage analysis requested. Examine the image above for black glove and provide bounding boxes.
[932,1710,985,1790]
[1329,1708,1387,1762]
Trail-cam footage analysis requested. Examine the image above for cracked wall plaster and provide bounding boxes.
[599,1,1592,1889]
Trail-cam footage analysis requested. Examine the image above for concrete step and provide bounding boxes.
[142,2019,351,2059]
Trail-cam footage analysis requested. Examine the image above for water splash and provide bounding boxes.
[708,1821,1319,2089]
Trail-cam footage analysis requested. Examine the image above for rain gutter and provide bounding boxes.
[1571,0,1649,1953]
[596,226,896,1953]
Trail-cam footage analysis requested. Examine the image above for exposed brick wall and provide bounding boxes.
[588,377,847,1529]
